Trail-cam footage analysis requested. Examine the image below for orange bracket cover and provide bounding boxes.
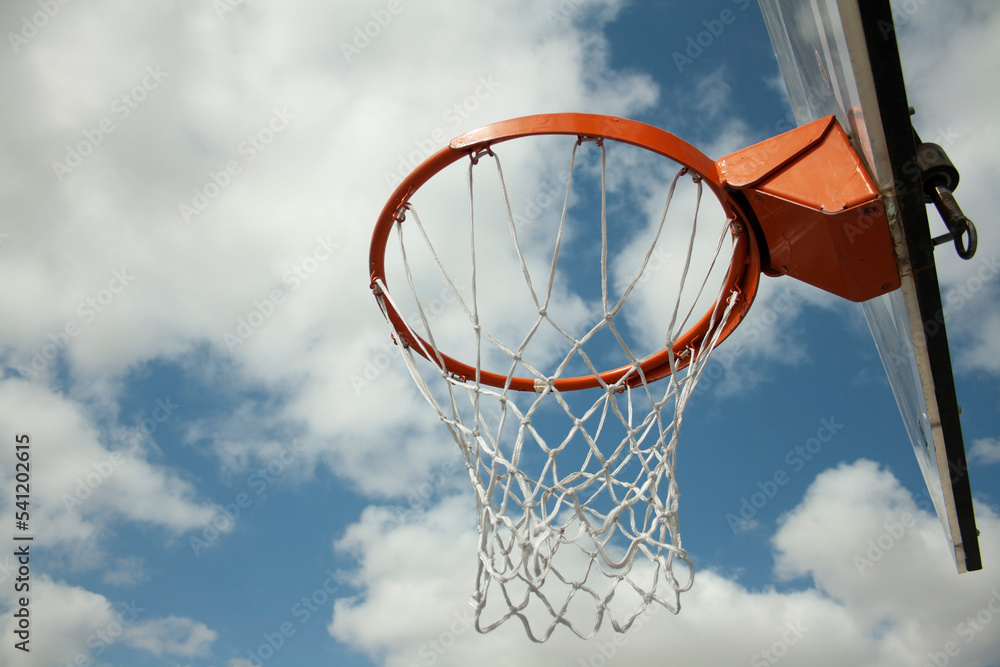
[716,116,900,302]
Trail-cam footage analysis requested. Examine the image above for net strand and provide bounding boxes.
[378,138,740,641]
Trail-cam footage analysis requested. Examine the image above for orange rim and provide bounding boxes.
[369,113,761,392]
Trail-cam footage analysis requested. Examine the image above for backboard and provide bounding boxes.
[758,0,981,572]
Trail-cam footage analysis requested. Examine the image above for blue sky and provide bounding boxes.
[1,1,999,666]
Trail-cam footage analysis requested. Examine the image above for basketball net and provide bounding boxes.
[372,138,740,641]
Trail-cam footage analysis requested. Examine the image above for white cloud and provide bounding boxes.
[1,4,670,661]
[596,61,853,402]
[0,33,674,665]
[1,1,997,665]
[895,1,1000,376]
[102,556,148,587]
[0,0,663,500]
[0,377,222,665]
[329,460,1000,666]
[0,577,116,667]
[0,379,219,567]
[948,278,1000,375]
[0,577,215,667]
[121,615,217,658]
[330,496,479,655]
[969,437,1000,466]
[772,460,1000,666]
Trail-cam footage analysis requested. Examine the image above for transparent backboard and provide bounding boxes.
[758,0,981,572]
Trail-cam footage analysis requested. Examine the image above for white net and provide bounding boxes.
[373,137,740,641]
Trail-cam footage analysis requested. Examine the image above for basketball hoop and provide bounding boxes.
[370,114,761,392]
[368,114,765,640]
[368,113,896,640]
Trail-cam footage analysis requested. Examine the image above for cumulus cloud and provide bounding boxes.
[120,615,217,658]
[0,577,215,667]
[969,437,1000,466]
[1,0,997,665]
[0,1,667,663]
[0,379,218,566]
[0,0,669,519]
[329,460,1000,666]
[0,0,664,501]
[0,377,221,665]
[896,1,1000,375]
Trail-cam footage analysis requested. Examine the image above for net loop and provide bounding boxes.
[470,145,494,165]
